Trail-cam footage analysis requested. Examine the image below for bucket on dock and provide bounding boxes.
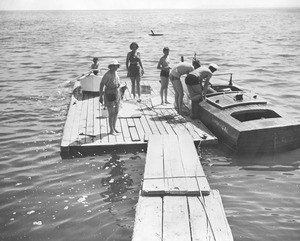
[100,106,108,118]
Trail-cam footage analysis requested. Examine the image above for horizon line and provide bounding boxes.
[1,7,299,11]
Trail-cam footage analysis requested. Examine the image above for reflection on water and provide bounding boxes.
[100,155,134,202]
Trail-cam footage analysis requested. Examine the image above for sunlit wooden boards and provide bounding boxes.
[133,134,233,241]
[142,135,210,196]
[132,191,234,241]
[60,80,218,158]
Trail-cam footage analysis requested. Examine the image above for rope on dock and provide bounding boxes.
[194,150,217,241]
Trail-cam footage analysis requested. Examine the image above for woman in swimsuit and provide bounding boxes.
[157,47,171,105]
[126,42,144,101]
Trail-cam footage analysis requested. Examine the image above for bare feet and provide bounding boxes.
[114,129,121,133]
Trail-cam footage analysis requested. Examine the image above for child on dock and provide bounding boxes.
[99,59,121,135]
[91,57,99,75]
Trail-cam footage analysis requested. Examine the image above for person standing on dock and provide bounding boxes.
[99,59,121,135]
[126,42,144,102]
[169,61,195,115]
[157,47,171,105]
[185,62,219,118]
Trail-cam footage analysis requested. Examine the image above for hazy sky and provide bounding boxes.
[0,0,299,10]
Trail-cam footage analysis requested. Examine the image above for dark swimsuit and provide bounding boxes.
[128,52,142,77]
[185,74,200,86]
[160,69,170,77]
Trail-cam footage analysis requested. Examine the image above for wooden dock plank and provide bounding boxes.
[163,135,188,194]
[148,106,170,135]
[127,118,140,141]
[85,92,95,144]
[188,196,215,240]
[143,135,164,179]
[132,193,233,241]
[69,92,85,146]
[119,118,132,143]
[93,95,101,144]
[163,196,191,241]
[61,87,82,147]
[178,135,210,195]
[134,118,146,142]
[156,108,177,135]
[99,111,110,143]
[78,92,90,144]
[142,135,210,196]
[203,190,234,241]
[165,108,191,136]
[132,196,162,241]
[115,118,125,143]
[61,79,218,157]
[142,179,166,195]
[139,114,153,141]
[178,135,205,177]
[140,105,161,135]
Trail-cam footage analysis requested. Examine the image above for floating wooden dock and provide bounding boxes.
[132,135,234,241]
[61,79,217,158]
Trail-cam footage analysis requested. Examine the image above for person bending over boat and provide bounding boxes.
[185,63,219,118]
[157,47,171,105]
[99,60,121,135]
[169,61,196,115]
[126,42,144,102]
[91,57,100,75]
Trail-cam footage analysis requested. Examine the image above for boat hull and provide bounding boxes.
[196,89,300,153]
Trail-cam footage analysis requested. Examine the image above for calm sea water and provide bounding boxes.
[0,9,299,241]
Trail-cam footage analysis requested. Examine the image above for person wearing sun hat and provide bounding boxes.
[184,62,219,118]
[99,59,121,135]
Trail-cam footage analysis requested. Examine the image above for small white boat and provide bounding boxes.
[79,73,102,92]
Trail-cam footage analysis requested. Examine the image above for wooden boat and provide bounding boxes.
[193,74,300,153]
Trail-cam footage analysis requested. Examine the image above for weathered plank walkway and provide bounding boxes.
[132,135,234,241]
[142,135,210,196]
[61,79,217,158]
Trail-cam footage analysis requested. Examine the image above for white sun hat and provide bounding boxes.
[108,59,120,68]
[209,63,219,70]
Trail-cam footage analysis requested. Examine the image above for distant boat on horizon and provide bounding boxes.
[149,30,163,36]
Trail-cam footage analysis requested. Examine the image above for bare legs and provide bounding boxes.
[186,84,203,119]
[107,103,120,135]
[160,76,170,104]
[130,76,141,100]
[171,78,184,115]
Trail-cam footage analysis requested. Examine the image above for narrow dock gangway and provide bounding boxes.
[132,135,234,241]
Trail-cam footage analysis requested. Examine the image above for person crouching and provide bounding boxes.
[185,61,219,118]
